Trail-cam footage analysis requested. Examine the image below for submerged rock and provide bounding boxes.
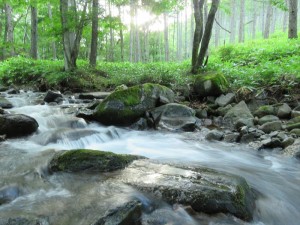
[0,185,20,205]
[0,97,13,109]
[93,83,175,126]
[48,149,145,173]
[0,114,38,138]
[0,217,49,225]
[92,200,142,225]
[119,160,255,221]
[148,103,198,131]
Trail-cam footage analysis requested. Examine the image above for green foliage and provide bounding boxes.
[210,35,300,89]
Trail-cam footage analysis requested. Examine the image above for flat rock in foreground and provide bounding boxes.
[119,160,255,221]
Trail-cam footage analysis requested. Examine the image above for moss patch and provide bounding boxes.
[48,149,145,173]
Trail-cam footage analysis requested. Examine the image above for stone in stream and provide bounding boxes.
[48,149,146,173]
[258,115,280,125]
[0,97,13,109]
[147,103,199,131]
[0,185,20,205]
[92,200,142,225]
[0,114,38,138]
[254,105,276,118]
[119,160,256,221]
[93,83,175,126]
[43,90,63,103]
[215,93,235,107]
[0,217,49,225]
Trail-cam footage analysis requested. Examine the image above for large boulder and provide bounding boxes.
[0,185,20,205]
[92,200,142,225]
[93,83,175,126]
[48,149,145,173]
[254,105,275,118]
[259,121,282,134]
[119,160,255,221]
[0,217,49,225]
[0,97,13,109]
[223,101,254,129]
[193,73,228,98]
[147,103,198,131]
[0,114,38,138]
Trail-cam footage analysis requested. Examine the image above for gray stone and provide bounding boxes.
[260,138,282,149]
[277,103,292,119]
[0,217,49,225]
[205,130,224,141]
[240,133,256,144]
[0,97,13,109]
[0,186,20,205]
[223,133,240,143]
[258,115,280,125]
[223,101,254,129]
[291,111,300,118]
[195,109,208,119]
[92,200,142,225]
[235,118,254,130]
[215,93,235,107]
[148,103,198,132]
[44,90,63,103]
[259,121,282,134]
[282,137,295,148]
[216,104,232,117]
[119,160,255,221]
[290,129,300,137]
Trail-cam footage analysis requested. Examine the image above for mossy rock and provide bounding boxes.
[254,105,276,118]
[48,149,146,173]
[93,83,175,126]
[193,73,229,98]
[0,97,13,109]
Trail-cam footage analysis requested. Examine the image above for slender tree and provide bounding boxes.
[191,0,220,73]
[4,2,14,57]
[288,0,298,38]
[30,0,38,59]
[230,0,236,43]
[89,0,99,67]
[239,0,245,43]
[264,1,273,39]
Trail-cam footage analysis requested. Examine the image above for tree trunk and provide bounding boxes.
[118,5,124,62]
[239,0,245,43]
[129,0,134,62]
[190,1,194,59]
[283,0,289,32]
[30,2,38,59]
[191,0,205,70]
[48,4,57,59]
[230,0,236,43]
[214,12,220,47]
[184,0,188,59]
[60,0,87,71]
[288,0,298,38]
[108,0,114,62]
[89,0,99,67]
[4,3,14,57]
[264,2,273,39]
[196,0,220,68]
[163,12,169,61]
[252,0,257,39]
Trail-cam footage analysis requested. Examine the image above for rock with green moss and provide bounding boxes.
[93,83,175,126]
[254,105,276,118]
[48,149,146,173]
[193,73,228,98]
[119,160,255,221]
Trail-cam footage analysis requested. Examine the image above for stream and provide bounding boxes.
[0,91,300,225]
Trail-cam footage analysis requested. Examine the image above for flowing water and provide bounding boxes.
[0,91,300,225]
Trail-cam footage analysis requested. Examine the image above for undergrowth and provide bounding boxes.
[0,34,299,93]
